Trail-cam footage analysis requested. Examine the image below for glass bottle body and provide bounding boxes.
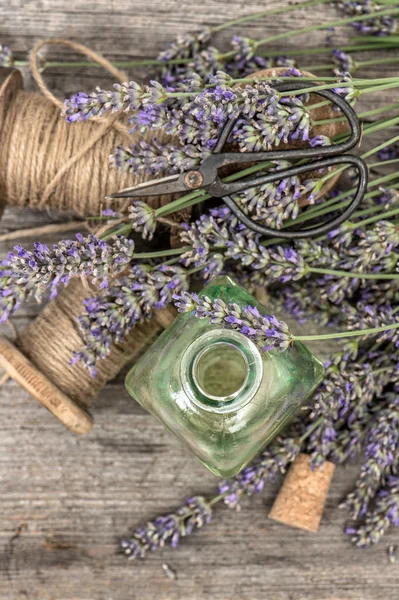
[125,276,324,478]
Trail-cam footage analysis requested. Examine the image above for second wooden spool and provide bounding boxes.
[0,279,176,434]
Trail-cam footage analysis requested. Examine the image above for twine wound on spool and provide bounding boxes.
[0,279,176,434]
[269,453,336,533]
[0,65,173,216]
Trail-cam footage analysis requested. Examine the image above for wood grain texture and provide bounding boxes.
[0,1,399,599]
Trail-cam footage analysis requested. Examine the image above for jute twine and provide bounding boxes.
[0,40,177,429]
[0,39,173,215]
[17,279,174,409]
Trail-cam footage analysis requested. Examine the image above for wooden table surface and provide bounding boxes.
[0,1,398,598]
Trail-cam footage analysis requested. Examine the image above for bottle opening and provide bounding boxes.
[192,342,249,401]
[181,328,263,413]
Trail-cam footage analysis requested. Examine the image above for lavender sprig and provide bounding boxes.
[218,437,301,509]
[345,477,399,547]
[341,393,399,519]
[112,139,210,178]
[0,234,134,323]
[335,0,397,36]
[72,265,189,375]
[120,496,212,559]
[332,49,356,73]
[127,202,157,240]
[65,72,320,157]
[120,435,301,560]
[173,291,293,352]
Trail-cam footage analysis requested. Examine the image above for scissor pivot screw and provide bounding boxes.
[184,170,204,189]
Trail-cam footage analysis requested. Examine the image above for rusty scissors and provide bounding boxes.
[107,81,368,239]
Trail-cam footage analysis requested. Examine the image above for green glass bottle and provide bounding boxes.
[125,276,324,478]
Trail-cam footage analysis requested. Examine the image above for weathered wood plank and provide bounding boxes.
[0,1,398,599]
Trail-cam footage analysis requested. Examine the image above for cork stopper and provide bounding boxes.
[268,453,335,533]
[0,67,23,218]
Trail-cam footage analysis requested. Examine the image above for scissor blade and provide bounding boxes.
[105,173,185,200]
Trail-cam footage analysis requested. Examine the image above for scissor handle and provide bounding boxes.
[223,154,368,239]
[209,80,368,239]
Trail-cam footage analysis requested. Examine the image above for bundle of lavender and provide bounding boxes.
[2,0,399,555]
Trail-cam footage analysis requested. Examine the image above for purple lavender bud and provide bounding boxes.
[172,292,293,352]
[0,234,134,322]
[72,265,189,373]
[128,202,157,240]
[120,496,212,560]
[0,44,14,67]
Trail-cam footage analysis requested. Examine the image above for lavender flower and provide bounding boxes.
[64,81,151,122]
[345,477,399,547]
[112,140,167,175]
[0,234,134,323]
[120,496,212,559]
[157,27,212,85]
[128,202,157,240]
[72,265,189,375]
[353,220,399,268]
[218,437,301,509]
[347,304,399,348]
[231,36,257,62]
[229,164,322,230]
[173,291,293,351]
[180,213,230,275]
[332,49,356,73]
[158,28,211,62]
[66,72,317,158]
[120,431,302,559]
[0,44,13,67]
[336,0,397,36]
[378,145,399,161]
[112,139,209,177]
[101,208,121,218]
[377,187,399,209]
[333,74,359,105]
[340,393,399,522]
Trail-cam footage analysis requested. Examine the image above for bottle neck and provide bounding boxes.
[180,328,263,413]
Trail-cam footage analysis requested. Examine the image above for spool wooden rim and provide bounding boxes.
[0,336,94,434]
[0,67,23,217]
[0,306,176,435]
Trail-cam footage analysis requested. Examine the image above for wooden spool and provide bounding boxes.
[0,281,176,434]
[0,68,183,434]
